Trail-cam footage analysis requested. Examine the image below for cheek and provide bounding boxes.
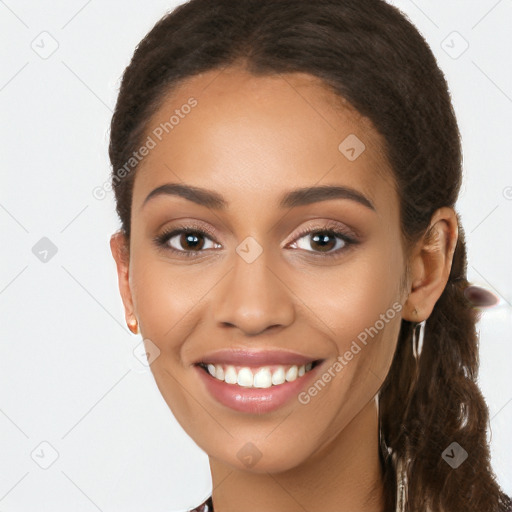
[129,253,205,348]
[300,253,400,349]
[297,244,403,390]
[128,253,209,419]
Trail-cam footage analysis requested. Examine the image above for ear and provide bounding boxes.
[402,207,459,322]
[110,231,136,328]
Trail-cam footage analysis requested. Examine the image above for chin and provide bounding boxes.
[211,438,313,475]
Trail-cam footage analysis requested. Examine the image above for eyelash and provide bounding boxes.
[153,221,359,259]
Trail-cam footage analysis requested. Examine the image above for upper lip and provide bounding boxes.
[194,349,323,367]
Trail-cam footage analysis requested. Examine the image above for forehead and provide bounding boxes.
[133,65,396,218]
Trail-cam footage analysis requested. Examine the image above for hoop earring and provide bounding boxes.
[395,454,407,512]
[127,316,139,335]
[378,390,407,512]
[412,319,426,359]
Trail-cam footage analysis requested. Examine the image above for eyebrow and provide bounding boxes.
[142,183,376,211]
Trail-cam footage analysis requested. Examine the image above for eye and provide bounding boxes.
[154,225,220,257]
[287,222,359,258]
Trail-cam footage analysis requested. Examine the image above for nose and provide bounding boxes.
[213,250,295,336]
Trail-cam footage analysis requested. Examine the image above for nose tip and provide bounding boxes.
[213,258,295,336]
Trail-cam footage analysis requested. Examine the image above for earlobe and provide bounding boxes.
[110,231,137,330]
[402,207,459,322]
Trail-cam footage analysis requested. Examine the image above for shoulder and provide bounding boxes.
[187,495,213,512]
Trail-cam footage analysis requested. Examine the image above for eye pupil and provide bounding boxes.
[311,232,336,252]
[181,232,204,251]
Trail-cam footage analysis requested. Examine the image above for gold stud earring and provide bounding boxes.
[127,316,139,335]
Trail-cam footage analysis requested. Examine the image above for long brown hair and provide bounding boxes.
[108,1,511,510]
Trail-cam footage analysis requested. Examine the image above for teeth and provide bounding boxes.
[271,366,285,386]
[216,364,225,380]
[285,365,298,381]
[202,362,317,388]
[224,365,237,384]
[254,367,273,388]
[237,367,253,387]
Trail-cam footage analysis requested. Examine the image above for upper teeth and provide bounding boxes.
[204,362,314,388]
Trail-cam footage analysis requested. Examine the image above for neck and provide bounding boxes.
[208,397,386,512]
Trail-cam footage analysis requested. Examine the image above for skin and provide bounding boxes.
[110,65,458,512]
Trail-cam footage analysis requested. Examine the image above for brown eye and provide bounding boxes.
[155,227,220,257]
[289,226,358,258]
[307,232,338,252]
[176,231,207,251]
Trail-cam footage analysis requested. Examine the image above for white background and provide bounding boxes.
[1,1,511,510]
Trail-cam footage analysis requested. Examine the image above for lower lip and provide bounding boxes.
[194,361,325,414]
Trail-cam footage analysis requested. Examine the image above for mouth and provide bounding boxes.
[194,359,324,389]
[193,357,327,414]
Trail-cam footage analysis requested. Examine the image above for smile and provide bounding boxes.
[194,359,326,414]
[197,361,321,388]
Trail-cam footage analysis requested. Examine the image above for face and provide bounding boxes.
[112,65,409,473]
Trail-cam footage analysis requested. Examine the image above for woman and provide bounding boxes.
[108,0,511,510]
